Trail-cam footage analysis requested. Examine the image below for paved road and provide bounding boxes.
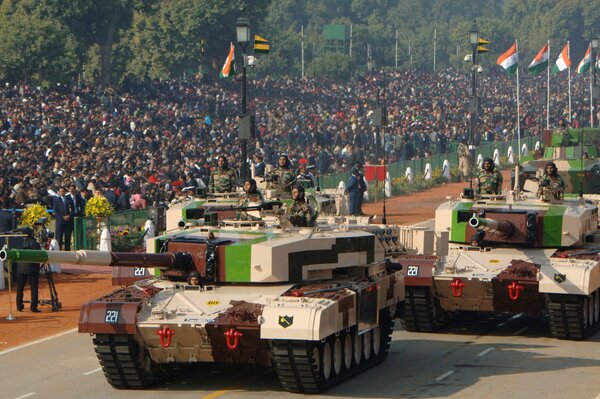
[1,313,599,399]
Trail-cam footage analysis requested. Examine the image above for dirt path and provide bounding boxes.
[0,178,474,351]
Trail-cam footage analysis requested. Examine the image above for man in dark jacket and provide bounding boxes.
[16,227,42,312]
[52,186,75,250]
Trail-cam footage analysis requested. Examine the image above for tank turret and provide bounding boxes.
[401,190,600,340]
[13,216,433,393]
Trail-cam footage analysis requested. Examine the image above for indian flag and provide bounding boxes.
[528,43,549,75]
[576,44,591,74]
[497,42,518,75]
[551,42,571,73]
[219,42,236,78]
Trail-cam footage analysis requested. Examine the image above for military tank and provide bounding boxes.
[0,203,432,393]
[398,183,600,340]
[512,127,600,194]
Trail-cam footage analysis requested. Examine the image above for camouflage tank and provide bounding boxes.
[512,128,600,194]
[398,183,600,340]
[0,202,430,393]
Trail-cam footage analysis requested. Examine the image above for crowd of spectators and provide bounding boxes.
[0,67,598,212]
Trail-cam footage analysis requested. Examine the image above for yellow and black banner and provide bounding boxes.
[254,34,270,54]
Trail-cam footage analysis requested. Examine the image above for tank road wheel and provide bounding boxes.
[362,330,372,361]
[342,331,353,370]
[320,340,333,381]
[372,325,381,357]
[93,334,172,388]
[401,286,446,332]
[546,290,600,340]
[353,329,363,366]
[332,335,343,376]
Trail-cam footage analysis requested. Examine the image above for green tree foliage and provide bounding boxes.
[0,1,78,86]
[0,0,596,85]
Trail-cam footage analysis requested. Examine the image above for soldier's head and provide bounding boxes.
[291,185,305,202]
[243,178,258,194]
[217,156,228,169]
[482,158,494,172]
[545,161,558,176]
[278,154,290,169]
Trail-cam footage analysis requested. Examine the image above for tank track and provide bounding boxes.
[271,313,393,393]
[545,289,600,340]
[93,334,174,388]
[401,286,445,332]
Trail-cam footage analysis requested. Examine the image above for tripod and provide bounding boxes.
[23,263,61,312]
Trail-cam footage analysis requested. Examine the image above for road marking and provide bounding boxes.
[83,367,102,376]
[435,370,455,381]
[199,369,273,399]
[476,347,495,357]
[512,327,528,336]
[14,393,36,399]
[0,328,77,356]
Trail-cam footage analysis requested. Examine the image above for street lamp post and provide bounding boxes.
[468,20,479,175]
[236,14,251,182]
[592,38,598,129]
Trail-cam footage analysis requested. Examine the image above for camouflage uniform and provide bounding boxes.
[237,192,264,220]
[540,173,566,191]
[272,167,295,195]
[287,200,313,227]
[539,173,566,200]
[209,167,237,193]
[457,142,470,179]
[477,169,503,194]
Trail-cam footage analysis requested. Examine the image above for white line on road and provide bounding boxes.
[476,347,495,357]
[14,393,36,399]
[512,327,528,336]
[435,370,455,381]
[83,367,102,376]
[0,328,77,356]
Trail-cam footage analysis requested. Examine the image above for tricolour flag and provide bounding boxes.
[551,42,571,73]
[497,42,518,75]
[219,42,236,78]
[254,35,270,54]
[576,44,591,74]
[528,43,549,75]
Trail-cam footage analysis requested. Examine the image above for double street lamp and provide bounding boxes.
[236,14,251,181]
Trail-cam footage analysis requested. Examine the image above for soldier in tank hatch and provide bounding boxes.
[287,185,313,227]
[539,161,566,200]
[477,158,503,195]
[271,154,295,195]
[209,155,236,193]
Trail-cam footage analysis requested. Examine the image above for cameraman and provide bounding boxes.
[16,227,42,312]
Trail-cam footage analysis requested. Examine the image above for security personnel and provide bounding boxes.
[16,227,42,312]
[539,161,566,199]
[287,185,314,227]
[477,158,503,195]
[457,138,470,181]
[272,155,295,195]
[209,156,237,193]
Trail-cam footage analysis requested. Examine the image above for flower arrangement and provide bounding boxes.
[85,196,113,218]
[20,203,50,227]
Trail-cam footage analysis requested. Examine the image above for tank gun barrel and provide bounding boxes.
[468,215,514,237]
[0,249,194,271]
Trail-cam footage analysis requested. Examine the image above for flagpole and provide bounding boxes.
[568,41,572,122]
[395,29,399,69]
[591,43,594,128]
[301,25,305,79]
[516,40,521,162]
[547,39,550,129]
[433,28,437,72]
